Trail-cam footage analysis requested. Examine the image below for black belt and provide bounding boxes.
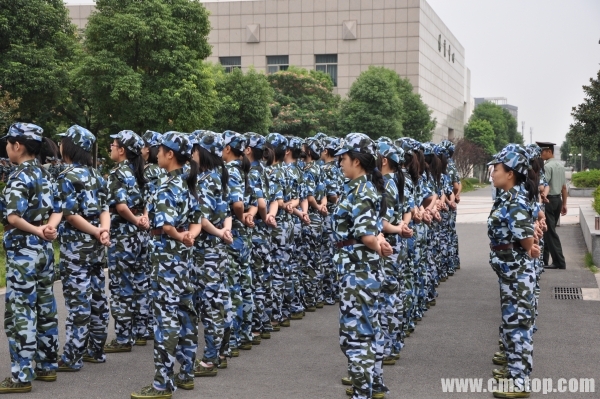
[335,239,359,248]
[490,242,522,251]
[547,194,561,198]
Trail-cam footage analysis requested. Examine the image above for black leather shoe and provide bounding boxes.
[544,264,565,269]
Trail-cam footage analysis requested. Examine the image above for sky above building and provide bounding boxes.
[427,0,600,147]
[64,0,600,147]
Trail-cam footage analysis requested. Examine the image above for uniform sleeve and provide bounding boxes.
[544,163,552,183]
[269,172,283,201]
[4,175,29,218]
[507,198,534,240]
[248,169,263,207]
[154,186,178,228]
[382,180,395,223]
[304,169,316,198]
[107,169,128,205]
[351,187,379,238]
[59,176,80,217]
[227,167,244,204]
[51,178,61,214]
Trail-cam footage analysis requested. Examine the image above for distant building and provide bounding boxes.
[474,97,518,121]
[66,0,473,142]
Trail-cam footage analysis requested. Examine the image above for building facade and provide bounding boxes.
[66,0,471,142]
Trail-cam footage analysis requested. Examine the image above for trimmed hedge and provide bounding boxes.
[572,170,600,188]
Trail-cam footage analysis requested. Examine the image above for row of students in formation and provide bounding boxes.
[0,123,462,399]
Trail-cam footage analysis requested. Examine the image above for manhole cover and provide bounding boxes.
[553,287,583,300]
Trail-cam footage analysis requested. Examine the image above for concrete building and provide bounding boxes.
[66,0,471,142]
[474,97,518,121]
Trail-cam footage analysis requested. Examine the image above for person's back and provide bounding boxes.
[536,141,566,269]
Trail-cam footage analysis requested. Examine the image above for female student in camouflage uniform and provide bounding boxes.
[56,125,111,371]
[105,130,149,352]
[333,133,392,399]
[245,133,277,340]
[221,131,254,352]
[188,132,233,376]
[487,144,540,399]
[376,139,413,365]
[0,123,62,393]
[131,132,200,399]
[141,131,166,341]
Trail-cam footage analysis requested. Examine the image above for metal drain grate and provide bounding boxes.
[553,287,583,300]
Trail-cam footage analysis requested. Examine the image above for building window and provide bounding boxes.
[219,56,241,73]
[266,55,289,73]
[452,53,455,63]
[448,128,455,141]
[443,40,446,57]
[448,45,451,61]
[315,54,338,87]
[438,35,441,52]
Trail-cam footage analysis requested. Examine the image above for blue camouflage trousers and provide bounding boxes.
[300,214,323,309]
[289,218,304,314]
[403,229,417,332]
[338,267,384,399]
[139,230,156,337]
[425,220,439,303]
[227,228,254,347]
[151,238,196,391]
[60,238,109,368]
[412,222,428,319]
[4,240,58,382]
[250,223,273,333]
[270,217,292,322]
[491,250,535,386]
[321,211,338,304]
[193,239,232,364]
[108,229,148,344]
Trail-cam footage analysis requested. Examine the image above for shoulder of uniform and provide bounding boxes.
[58,165,75,177]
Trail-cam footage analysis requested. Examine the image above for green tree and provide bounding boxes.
[267,66,340,137]
[502,108,523,144]
[394,76,436,142]
[0,0,78,127]
[211,66,274,134]
[471,102,509,151]
[78,0,216,134]
[338,66,404,140]
[464,119,496,156]
[568,70,600,157]
[0,88,20,133]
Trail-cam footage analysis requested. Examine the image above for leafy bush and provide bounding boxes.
[572,170,600,188]
[593,186,600,215]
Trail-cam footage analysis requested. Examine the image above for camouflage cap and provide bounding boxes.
[439,139,455,155]
[246,132,266,150]
[377,136,393,145]
[395,137,416,155]
[305,137,323,155]
[222,130,247,151]
[525,143,541,160]
[265,133,288,150]
[488,143,531,176]
[142,130,163,147]
[110,130,144,155]
[197,131,224,157]
[2,122,44,142]
[314,132,328,140]
[335,133,376,157]
[322,137,339,152]
[377,141,405,164]
[160,131,193,157]
[422,142,435,156]
[287,136,303,151]
[432,143,444,157]
[58,124,96,152]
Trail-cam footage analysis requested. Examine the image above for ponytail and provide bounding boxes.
[388,158,405,204]
[348,151,387,218]
[405,153,420,184]
[263,147,275,166]
[165,144,197,201]
[119,140,147,191]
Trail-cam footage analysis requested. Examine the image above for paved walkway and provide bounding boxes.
[457,187,591,225]
[1,190,599,398]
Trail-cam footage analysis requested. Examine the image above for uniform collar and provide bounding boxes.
[347,174,368,191]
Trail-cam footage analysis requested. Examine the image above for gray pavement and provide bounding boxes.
[1,221,599,398]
